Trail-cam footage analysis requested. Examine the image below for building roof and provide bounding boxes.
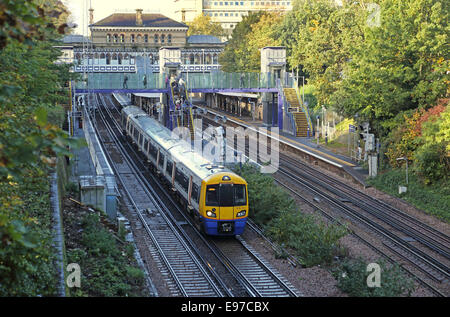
[187,35,222,44]
[91,13,188,28]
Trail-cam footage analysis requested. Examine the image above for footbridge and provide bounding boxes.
[73,47,312,136]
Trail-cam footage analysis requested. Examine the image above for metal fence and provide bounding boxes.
[74,71,295,90]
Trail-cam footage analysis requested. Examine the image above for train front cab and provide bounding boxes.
[199,173,248,236]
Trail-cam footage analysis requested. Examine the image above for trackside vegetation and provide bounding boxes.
[332,258,415,297]
[0,0,81,296]
[235,164,417,296]
[63,198,147,297]
[234,164,347,267]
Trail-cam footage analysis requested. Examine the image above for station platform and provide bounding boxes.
[200,106,369,187]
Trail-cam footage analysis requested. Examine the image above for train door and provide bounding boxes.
[218,183,235,223]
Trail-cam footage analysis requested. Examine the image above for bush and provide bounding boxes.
[0,165,59,296]
[414,142,449,184]
[267,210,347,267]
[234,164,297,225]
[332,258,415,297]
[234,164,348,267]
[66,212,146,297]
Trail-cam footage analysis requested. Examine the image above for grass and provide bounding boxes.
[367,168,450,223]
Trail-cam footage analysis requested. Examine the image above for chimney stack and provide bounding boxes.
[136,9,143,26]
[89,8,94,25]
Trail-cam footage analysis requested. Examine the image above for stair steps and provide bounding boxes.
[283,88,309,137]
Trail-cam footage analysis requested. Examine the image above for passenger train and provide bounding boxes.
[121,106,248,236]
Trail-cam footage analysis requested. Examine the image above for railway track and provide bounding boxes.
[212,236,300,297]
[199,112,450,296]
[278,156,450,282]
[93,93,301,297]
[91,95,227,297]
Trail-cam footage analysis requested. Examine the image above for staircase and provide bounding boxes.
[293,112,309,137]
[283,88,310,137]
[184,108,195,140]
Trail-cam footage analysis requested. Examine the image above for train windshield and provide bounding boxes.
[205,184,247,207]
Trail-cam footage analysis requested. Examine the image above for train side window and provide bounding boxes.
[149,143,157,159]
[205,184,219,206]
[159,153,165,167]
[234,184,247,206]
[192,183,199,203]
[166,160,173,175]
[175,168,188,191]
[144,139,148,151]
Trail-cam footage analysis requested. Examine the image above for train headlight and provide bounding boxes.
[237,210,246,217]
[206,210,216,218]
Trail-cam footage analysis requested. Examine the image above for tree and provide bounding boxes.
[219,11,283,72]
[280,0,366,107]
[333,0,449,136]
[0,0,81,296]
[246,12,283,72]
[186,14,225,37]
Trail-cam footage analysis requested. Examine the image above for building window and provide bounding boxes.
[120,34,124,42]
[167,34,172,44]
[144,34,148,43]
[154,34,158,43]
[113,34,118,43]
[118,53,122,65]
[189,53,194,64]
[161,34,165,44]
[106,34,111,42]
[131,34,135,43]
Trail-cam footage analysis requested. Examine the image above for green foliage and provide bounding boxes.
[0,0,82,296]
[367,169,450,222]
[234,164,296,224]
[282,0,365,106]
[267,210,347,267]
[334,0,448,134]
[66,213,146,297]
[234,164,347,267]
[0,166,58,296]
[332,258,415,297]
[414,142,449,184]
[186,14,225,37]
[219,11,268,72]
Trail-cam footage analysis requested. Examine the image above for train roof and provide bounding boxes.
[122,106,241,181]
